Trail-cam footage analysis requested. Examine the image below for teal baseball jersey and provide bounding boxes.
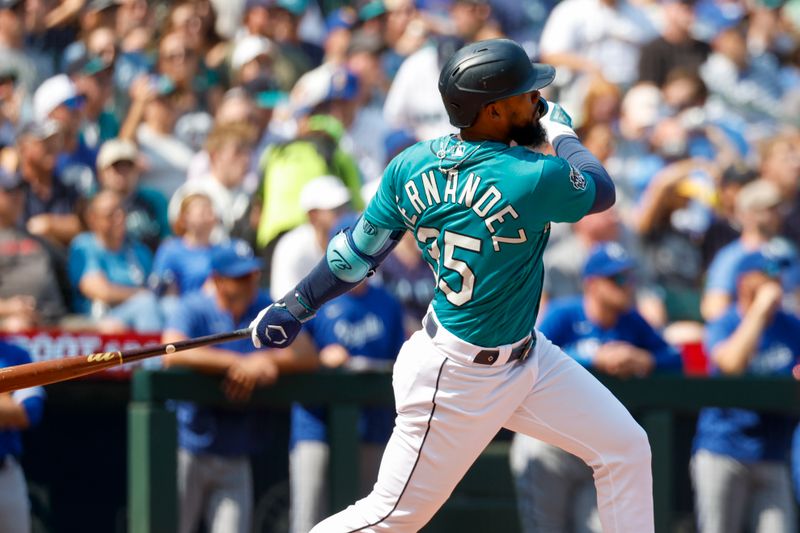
[364,136,597,347]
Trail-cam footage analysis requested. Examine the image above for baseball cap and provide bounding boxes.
[0,0,23,9]
[210,240,262,278]
[293,67,359,116]
[326,7,358,32]
[721,163,758,187]
[87,0,122,12]
[582,242,636,279]
[66,54,112,77]
[734,250,783,280]
[735,179,782,213]
[231,36,274,72]
[358,0,387,21]
[97,139,139,170]
[276,0,307,15]
[300,175,352,212]
[18,119,61,141]
[244,0,272,11]
[33,74,85,121]
[0,167,21,191]
[241,77,289,109]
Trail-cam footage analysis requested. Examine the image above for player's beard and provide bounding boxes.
[509,119,547,148]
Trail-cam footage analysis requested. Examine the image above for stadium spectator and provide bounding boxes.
[252,66,363,275]
[0,0,48,94]
[156,30,222,115]
[33,73,97,197]
[382,35,460,141]
[0,168,67,331]
[539,0,658,112]
[289,274,405,533]
[169,123,257,240]
[67,190,160,332]
[637,0,710,87]
[575,76,621,136]
[510,243,681,533]
[702,179,798,321]
[120,73,194,199]
[270,175,352,300]
[267,0,324,72]
[449,0,501,43]
[230,34,275,88]
[0,340,45,533]
[634,157,715,323]
[541,208,664,327]
[373,231,435,334]
[96,138,169,252]
[151,192,220,298]
[758,134,800,246]
[16,120,82,248]
[692,250,800,533]
[0,63,21,150]
[701,163,757,270]
[699,24,788,137]
[68,53,119,152]
[162,240,317,533]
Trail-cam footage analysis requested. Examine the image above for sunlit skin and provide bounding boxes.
[461,90,546,146]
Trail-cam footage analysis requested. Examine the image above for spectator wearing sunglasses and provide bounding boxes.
[509,242,681,533]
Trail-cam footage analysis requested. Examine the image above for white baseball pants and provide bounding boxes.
[310,315,654,533]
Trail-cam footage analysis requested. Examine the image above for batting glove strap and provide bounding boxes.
[249,301,303,349]
[540,100,577,143]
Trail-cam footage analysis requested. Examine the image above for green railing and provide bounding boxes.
[128,371,800,533]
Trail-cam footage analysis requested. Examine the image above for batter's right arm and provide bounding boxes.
[540,100,615,213]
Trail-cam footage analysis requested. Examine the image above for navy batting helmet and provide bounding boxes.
[438,39,556,128]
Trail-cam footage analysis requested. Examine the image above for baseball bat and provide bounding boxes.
[0,328,253,393]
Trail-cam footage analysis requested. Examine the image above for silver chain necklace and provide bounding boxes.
[436,135,486,175]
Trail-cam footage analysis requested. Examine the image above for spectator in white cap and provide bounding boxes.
[231,35,274,85]
[96,138,169,251]
[269,175,351,300]
[33,74,98,197]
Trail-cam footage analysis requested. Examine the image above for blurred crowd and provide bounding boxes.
[0,0,798,531]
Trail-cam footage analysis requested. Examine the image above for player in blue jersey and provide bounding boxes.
[0,341,45,532]
[289,279,406,533]
[250,38,654,532]
[510,242,682,533]
[693,251,800,533]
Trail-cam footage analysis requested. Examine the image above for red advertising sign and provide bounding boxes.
[0,330,164,380]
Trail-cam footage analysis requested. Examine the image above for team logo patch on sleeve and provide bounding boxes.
[569,166,586,191]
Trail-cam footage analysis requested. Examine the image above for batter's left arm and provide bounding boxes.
[250,217,405,349]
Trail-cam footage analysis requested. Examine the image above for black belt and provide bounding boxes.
[424,316,534,365]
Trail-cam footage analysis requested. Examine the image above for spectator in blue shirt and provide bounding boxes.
[289,228,406,533]
[510,242,681,533]
[68,189,160,332]
[162,240,317,533]
[693,251,800,533]
[702,179,800,321]
[0,341,45,533]
[151,192,220,297]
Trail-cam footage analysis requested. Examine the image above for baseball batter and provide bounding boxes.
[251,38,654,533]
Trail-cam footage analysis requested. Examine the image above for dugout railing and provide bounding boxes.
[128,370,800,533]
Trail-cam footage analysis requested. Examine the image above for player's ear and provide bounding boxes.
[488,103,501,119]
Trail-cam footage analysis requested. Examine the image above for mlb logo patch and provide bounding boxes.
[569,166,586,191]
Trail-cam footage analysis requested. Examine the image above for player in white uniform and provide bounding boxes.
[251,39,654,532]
